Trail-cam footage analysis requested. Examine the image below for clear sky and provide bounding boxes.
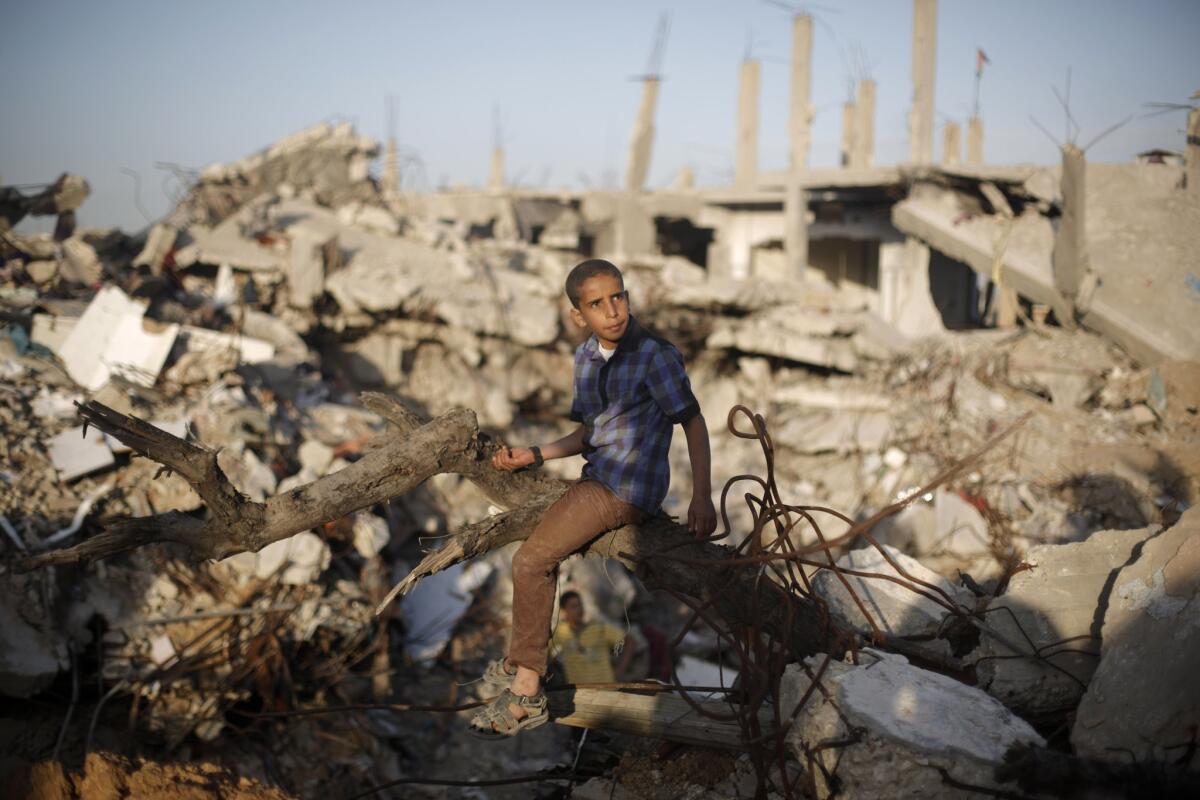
[3,0,1197,233]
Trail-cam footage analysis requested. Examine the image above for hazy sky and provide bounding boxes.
[3,0,1197,232]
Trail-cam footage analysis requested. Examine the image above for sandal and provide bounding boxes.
[481,657,517,691]
[468,688,550,739]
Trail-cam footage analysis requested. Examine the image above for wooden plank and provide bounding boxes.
[548,688,747,750]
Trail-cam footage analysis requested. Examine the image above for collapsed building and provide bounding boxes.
[2,1,1199,798]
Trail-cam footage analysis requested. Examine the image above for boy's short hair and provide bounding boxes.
[565,259,624,309]
[560,590,582,607]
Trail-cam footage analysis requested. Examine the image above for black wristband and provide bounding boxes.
[530,446,544,469]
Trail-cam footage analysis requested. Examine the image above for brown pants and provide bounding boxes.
[508,480,644,676]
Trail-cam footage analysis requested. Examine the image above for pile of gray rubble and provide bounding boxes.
[2,124,1198,798]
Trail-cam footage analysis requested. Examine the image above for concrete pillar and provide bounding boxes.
[942,122,961,166]
[784,175,809,279]
[852,79,876,168]
[788,15,814,171]
[625,79,660,192]
[383,138,399,195]
[673,165,695,190]
[840,101,857,168]
[879,238,945,337]
[967,116,984,165]
[1187,107,1200,194]
[1051,144,1092,326]
[994,288,1019,329]
[908,0,938,165]
[488,147,504,192]
[735,59,761,189]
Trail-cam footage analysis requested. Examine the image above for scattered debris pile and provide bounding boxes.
[2,123,1198,798]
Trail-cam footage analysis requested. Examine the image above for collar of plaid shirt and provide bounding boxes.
[571,315,700,512]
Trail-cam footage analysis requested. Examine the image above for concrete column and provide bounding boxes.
[625,79,660,192]
[879,238,945,337]
[908,0,938,165]
[382,138,398,195]
[840,100,857,168]
[788,15,814,171]
[852,79,876,168]
[673,165,695,190]
[1187,107,1200,194]
[942,122,961,166]
[994,288,1018,329]
[735,59,761,189]
[1051,144,1092,326]
[967,116,984,165]
[488,147,504,192]
[784,175,809,279]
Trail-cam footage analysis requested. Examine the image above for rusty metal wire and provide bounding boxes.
[623,404,1072,798]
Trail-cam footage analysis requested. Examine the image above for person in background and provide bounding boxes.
[550,590,633,685]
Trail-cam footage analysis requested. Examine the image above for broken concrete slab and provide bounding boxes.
[780,652,1044,798]
[1072,507,1199,763]
[972,526,1155,716]
[174,205,285,273]
[57,286,179,390]
[286,225,335,308]
[336,202,400,236]
[811,545,972,640]
[48,425,114,482]
[772,409,891,455]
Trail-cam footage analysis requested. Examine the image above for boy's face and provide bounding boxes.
[570,273,630,348]
[562,596,584,627]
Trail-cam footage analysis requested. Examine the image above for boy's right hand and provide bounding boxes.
[491,446,536,472]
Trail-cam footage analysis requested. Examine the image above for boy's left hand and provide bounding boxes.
[687,494,717,538]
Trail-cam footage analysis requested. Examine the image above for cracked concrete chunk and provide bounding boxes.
[780,653,1044,798]
[811,545,970,638]
[971,526,1154,715]
[1072,506,1200,763]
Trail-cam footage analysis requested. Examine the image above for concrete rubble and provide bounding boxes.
[1,107,1198,797]
[779,651,1045,798]
[970,526,1157,716]
[1072,505,1200,764]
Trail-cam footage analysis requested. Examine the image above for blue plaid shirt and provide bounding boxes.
[569,316,700,513]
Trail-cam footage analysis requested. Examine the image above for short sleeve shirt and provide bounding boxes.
[568,315,700,513]
[551,621,624,684]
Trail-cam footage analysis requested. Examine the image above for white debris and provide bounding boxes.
[57,285,179,390]
[48,425,114,481]
[352,513,390,559]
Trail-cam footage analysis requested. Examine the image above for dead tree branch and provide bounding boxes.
[18,395,840,658]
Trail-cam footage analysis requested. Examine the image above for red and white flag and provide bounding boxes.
[976,48,991,77]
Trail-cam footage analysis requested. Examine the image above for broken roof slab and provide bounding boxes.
[893,165,1200,365]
